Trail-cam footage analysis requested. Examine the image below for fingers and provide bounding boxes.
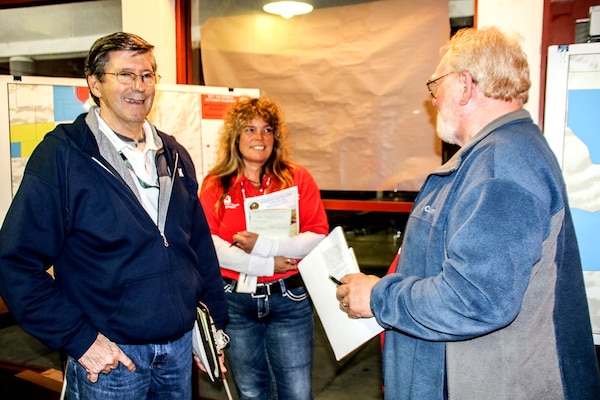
[339,298,349,311]
[87,370,99,383]
[218,353,228,375]
[80,334,136,383]
[335,282,349,302]
[194,355,208,373]
[336,283,350,312]
[274,256,299,273]
[118,351,136,372]
[335,273,378,318]
[284,258,298,269]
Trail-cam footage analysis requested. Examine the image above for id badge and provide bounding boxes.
[236,273,258,293]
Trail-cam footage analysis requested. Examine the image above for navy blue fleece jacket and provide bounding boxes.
[0,110,227,360]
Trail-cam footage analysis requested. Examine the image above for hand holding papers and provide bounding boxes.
[236,186,299,293]
[298,226,384,361]
[192,302,235,400]
[192,302,224,382]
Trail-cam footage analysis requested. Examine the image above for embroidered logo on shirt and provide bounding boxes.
[424,205,436,214]
[224,195,240,209]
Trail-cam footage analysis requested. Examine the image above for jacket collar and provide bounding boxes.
[435,109,532,175]
[57,107,176,162]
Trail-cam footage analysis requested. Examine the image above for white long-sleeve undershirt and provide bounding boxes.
[211,232,326,277]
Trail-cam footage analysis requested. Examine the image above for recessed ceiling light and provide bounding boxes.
[263,1,314,19]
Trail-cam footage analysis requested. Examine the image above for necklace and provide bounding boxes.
[114,131,146,148]
[244,175,262,187]
[240,176,271,199]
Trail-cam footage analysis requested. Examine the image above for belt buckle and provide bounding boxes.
[251,282,271,298]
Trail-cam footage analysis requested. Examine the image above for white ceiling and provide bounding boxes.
[0,0,474,62]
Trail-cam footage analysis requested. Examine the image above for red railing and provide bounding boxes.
[322,199,413,213]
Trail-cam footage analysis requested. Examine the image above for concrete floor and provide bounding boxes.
[197,316,384,400]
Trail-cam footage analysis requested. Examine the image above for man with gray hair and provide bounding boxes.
[336,26,600,399]
[0,32,227,399]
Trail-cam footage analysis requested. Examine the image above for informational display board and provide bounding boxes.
[544,43,600,343]
[0,75,258,225]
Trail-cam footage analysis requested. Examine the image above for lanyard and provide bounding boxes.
[240,176,271,200]
[119,150,159,189]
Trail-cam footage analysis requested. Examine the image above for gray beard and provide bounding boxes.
[436,113,458,145]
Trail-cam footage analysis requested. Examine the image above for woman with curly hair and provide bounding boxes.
[199,95,329,400]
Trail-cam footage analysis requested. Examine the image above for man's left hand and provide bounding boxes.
[335,272,380,319]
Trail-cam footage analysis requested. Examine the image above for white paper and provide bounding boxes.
[243,186,299,235]
[192,320,214,376]
[247,209,293,239]
[298,226,384,361]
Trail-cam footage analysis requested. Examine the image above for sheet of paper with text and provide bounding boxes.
[298,226,384,360]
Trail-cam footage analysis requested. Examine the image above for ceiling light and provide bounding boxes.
[263,1,314,19]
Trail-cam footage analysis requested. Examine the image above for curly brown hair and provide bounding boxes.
[208,96,295,208]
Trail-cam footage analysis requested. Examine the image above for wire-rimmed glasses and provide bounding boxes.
[104,71,160,86]
[425,72,453,99]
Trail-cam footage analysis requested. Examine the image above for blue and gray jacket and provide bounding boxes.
[372,110,600,399]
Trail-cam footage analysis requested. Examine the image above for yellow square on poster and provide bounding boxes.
[10,123,38,142]
[10,122,55,158]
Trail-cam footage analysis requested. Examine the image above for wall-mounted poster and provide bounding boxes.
[544,43,600,344]
[0,75,258,225]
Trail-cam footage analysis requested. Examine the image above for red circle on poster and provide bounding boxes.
[76,87,90,103]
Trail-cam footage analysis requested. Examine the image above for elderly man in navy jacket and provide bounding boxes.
[0,32,227,399]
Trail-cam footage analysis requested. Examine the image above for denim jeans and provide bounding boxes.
[66,331,192,400]
[225,283,314,400]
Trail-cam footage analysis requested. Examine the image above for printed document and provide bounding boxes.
[298,226,384,360]
[243,186,299,236]
[238,186,299,293]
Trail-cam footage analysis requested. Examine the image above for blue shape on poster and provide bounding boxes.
[567,89,600,164]
[10,142,21,158]
[571,208,600,271]
[53,86,86,122]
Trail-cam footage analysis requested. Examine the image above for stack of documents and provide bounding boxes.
[298,226,384,360]
[192,302,222,382]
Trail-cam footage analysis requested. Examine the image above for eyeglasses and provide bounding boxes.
[104,71,160,86]
[425,72,453,99]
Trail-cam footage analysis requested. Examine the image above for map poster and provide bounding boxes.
[544,43,600,343]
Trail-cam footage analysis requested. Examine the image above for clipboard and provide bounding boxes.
[298,226,384,360]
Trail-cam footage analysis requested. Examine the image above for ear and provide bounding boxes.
[458,71,475,106]
[87,75,102,101]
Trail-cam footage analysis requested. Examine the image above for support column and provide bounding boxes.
[121,0,177,84]
[477,0,543,124]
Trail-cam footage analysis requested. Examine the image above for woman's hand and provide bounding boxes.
[274,256,298,274]
[232,231,259,253]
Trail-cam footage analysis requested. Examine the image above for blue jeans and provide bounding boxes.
[66,331,192,400]
[225,283,314,400]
